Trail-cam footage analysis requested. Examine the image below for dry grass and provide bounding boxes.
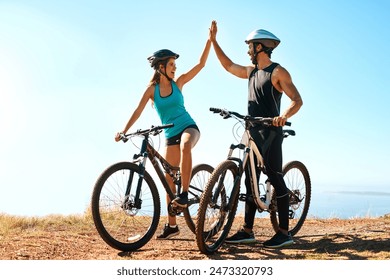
[1,213,390,260]
[0,213,92,235]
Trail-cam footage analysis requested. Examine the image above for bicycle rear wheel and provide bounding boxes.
[196,160,240,254]
[270,160,311,236]
[91,162,160,251]
[183,163,214,233]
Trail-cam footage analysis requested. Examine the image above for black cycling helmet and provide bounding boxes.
[147,49,179,69]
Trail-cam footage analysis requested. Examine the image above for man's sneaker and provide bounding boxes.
[225,228,256,244]
[263,231,294,248]
[156,224,180,239]
[172,192,188,208]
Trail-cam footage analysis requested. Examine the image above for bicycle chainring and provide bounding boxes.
[168,203,183,216]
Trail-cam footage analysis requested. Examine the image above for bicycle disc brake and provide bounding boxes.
[121,195,140,216]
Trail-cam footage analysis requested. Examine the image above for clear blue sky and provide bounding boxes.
[1,0,389,216]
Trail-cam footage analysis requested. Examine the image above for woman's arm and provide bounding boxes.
[175,31,212,90]
[115,86,154,141]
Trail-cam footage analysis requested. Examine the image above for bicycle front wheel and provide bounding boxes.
[183,163,214,234]
[91,162,160,251]
[196,160,240,254]
[270,160,311,236]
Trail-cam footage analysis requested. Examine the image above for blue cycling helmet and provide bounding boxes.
[147,49,179,69]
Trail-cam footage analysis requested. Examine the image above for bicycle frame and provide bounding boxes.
[128,133,180,209]
[225,128,273,211]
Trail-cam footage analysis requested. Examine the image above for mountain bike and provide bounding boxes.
[195,108,311,254]
[91,123,213,251]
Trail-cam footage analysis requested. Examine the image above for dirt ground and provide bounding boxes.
[1,215,390,260]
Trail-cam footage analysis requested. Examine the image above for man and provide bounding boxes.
[209,21,303,248]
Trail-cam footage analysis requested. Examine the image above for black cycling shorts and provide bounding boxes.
[166,124,199,146]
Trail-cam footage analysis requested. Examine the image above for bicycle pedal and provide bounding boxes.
[172,200,188,208]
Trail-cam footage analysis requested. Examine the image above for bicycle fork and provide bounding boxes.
[122,140,149,211]
[229,139,273,212]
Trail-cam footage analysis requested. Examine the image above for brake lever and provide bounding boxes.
[220,110,231,119]
[119,133,129,143]
[151,129,162,136]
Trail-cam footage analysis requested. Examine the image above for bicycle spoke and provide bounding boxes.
[91,162,160,251]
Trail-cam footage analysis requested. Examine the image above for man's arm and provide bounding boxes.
[210,20,250,79]
[272,66,303,126]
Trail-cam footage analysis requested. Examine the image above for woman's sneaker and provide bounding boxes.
[156,224,180,239]
[263,231,293,248]
[172,192,188,208]
[225,228,256,244]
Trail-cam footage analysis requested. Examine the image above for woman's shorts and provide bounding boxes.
[166,124,200,146]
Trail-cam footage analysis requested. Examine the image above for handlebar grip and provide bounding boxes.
[285,121,291,126]
[209,107,221,113]
[161,123,174,129]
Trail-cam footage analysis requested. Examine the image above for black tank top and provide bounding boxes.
[248,63,282,118]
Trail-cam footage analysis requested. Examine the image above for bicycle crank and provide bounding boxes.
[168,203,184,216]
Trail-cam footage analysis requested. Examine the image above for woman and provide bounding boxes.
[115,27,211,239]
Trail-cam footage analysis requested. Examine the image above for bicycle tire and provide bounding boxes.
[91,161,160,251]
[196,160,240,254]
[183,163,214,234]
[270,160,311,236]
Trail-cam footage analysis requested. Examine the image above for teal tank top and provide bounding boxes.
[153,81,196,138]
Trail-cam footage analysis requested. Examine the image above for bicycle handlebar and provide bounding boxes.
[210,107,291,127]
[120,123,174,142]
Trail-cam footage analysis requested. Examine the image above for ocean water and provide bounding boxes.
[308,185,390,219]
[232,185,390,220]
[161,185,390,220]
